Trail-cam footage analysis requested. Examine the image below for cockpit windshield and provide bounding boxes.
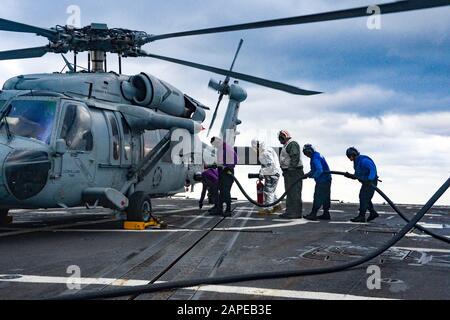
[0,99,57,144]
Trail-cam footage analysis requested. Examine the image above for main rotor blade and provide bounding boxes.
[0,18,58,40]
[0,46,50,61]
[141,52,321,95]
[148,0,450,41]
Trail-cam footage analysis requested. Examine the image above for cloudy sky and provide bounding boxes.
[1,0,449,205]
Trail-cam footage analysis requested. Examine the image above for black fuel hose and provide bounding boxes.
[236,171,449,244]
[234,171,309,208]
[328,171,450,245]
[55,177,450,300]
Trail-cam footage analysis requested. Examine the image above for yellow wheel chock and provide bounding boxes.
[124,216,167,230]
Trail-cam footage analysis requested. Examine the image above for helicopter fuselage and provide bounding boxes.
[0,72,208,212]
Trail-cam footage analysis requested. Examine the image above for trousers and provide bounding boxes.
[312,181,332,214]
[283,167,304,217]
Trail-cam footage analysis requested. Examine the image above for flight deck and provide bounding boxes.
[0,199,448,300]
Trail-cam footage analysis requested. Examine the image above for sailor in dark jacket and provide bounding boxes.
[303,145,333,221]
[346,147,380,223]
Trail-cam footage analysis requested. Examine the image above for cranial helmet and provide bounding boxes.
[210,136,222,147]
[193,172,203,182]
[346,147,360,159]
[251,139,265,151]
[278,130,292,143]
[303,144,315,156]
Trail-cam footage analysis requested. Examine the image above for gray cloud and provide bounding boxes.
[1,1,449,205]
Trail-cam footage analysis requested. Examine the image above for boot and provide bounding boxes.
[350,214,366,223]
[208,210,221,216]
[258,209,273,215]
[272,204,283,213]
[223,205,232,217]
[317,212,331,221]
[304,212,318,221]
[208,205,222,216]
[279,212,302,220]
[208,206,217,212]
[367,211,379,222]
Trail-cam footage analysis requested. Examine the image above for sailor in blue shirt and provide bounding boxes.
[303,145,333,221]
[346,147,380,223]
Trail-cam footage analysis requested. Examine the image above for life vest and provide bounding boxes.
[280,140,303,170]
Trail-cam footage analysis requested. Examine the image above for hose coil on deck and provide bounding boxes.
[235,171,450,245]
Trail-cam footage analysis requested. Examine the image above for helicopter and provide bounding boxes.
[0,0,448,224]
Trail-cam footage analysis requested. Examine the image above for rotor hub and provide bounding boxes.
[47,23,153,56]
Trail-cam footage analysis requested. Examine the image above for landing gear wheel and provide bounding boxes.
[126,192,152,222]
[0,209,10,225]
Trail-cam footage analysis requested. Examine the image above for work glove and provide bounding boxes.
[358,178,372,186]
[344,172,357,180]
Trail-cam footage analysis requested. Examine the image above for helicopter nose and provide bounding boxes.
[2,150,51,200]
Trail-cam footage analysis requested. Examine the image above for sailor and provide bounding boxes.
[195,168,219,214]
[302,144,333,221]
[278,130,304,219]
[345,147,380,223]
[251,139,283,214]
[211,137,238,217]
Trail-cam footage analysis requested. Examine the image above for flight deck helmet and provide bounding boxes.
[303,144,315,157]
[278,130,292,144]
[346,147,360,160]
[194,172,203,182]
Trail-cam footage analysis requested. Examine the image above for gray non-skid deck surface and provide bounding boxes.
[0,199,448,300]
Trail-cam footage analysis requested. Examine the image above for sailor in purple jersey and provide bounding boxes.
[194,169,219,212]
[211,137,238,217]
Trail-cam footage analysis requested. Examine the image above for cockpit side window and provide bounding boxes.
[107,112,121,161]
[60,104,93,152]
[121,116,132,161]
[1,99,57,144]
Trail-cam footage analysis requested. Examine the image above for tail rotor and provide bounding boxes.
[207,39,244,137]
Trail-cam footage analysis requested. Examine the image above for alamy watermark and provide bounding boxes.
[66,265,82,290]
[366,265,382,290]
[169,129,281,168]
[367,5,382,30]
[66,5,81,28]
